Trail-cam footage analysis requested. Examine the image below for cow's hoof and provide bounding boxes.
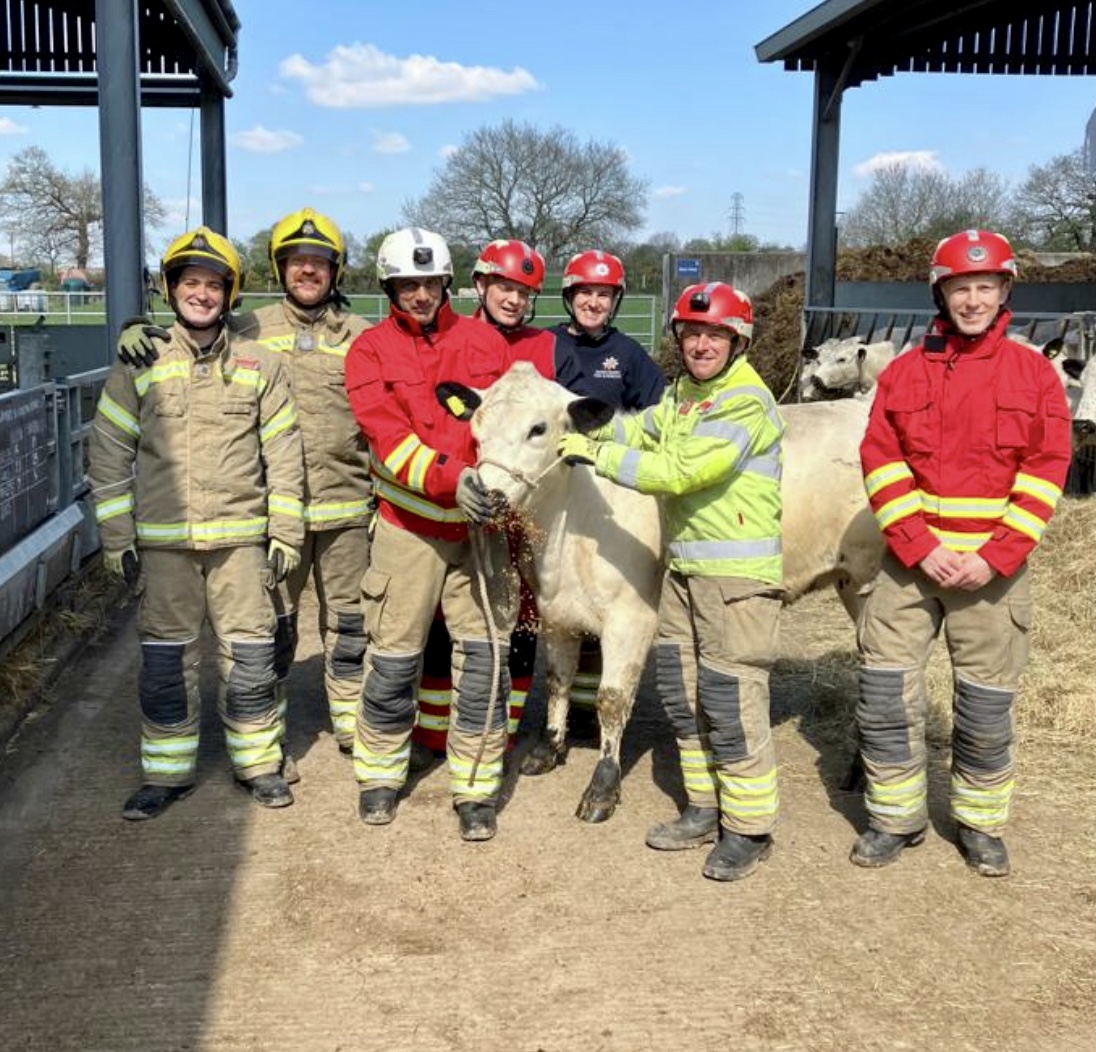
[576,796,617,823]
[520,741,564,776]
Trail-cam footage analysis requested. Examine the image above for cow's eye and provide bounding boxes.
[528,422,547,439]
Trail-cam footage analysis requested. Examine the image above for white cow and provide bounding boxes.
[442,363,882,823]
[799,337,898,402]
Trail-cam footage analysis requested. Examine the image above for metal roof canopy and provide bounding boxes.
[756,0,1095,311]
[0,0,240,343]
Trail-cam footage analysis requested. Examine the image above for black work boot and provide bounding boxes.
[456,801,498,842]
[957,826,1010,877]
[241,772,294,808]
[409,739,438,772]
[702,831,773,882]
[122,783,195,821]
[645,806,719,851]
[849,827,926,868]
[359,786,400,825]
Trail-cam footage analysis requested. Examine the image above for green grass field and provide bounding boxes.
[2,291,663,351]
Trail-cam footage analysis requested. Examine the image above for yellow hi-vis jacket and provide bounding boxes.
[593,355,785,584]
[89,323,305,551]
[233,301,372,531]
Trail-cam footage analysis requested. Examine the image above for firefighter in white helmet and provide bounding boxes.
[345,226,518,842]
[90,226,305,820]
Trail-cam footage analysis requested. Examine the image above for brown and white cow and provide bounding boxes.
[441,362,882,824]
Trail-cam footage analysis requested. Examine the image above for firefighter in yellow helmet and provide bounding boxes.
[90,226,305,819]
[117,209,373,770]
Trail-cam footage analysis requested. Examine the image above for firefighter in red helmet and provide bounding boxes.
[852,230,1072,877]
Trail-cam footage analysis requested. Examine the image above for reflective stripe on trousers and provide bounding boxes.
[857,555,1029,836]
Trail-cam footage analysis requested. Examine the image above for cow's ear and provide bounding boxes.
[1062,357,1085,381]
[436,382,481,421]
[1042,336,1064,361]
[568,397,614,434]
[801,347,819,362]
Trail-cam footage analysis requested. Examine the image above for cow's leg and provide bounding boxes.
[576,616,651,823]
[520,627,580,776]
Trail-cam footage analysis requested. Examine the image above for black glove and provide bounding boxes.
[267,539,300,583]
[104,546,141,586]
[118,316,171,368]
[456,468,495,524]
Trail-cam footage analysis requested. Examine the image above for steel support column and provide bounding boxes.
[95,0,146,353]
[200,78,228,235]
[805,61,842,310]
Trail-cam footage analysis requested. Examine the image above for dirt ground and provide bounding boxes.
[1,581,1093,1052]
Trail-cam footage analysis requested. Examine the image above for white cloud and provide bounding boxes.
[279,43,541,108]
[161,196,201,228]
[653,185,687,198]
[854,150,941,177]
[230,125,303,153]
[372,131,410,154]
[358,182,375,194]
[439,144,459,160]
[0,117,28,135]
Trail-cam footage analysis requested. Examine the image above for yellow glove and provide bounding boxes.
[103,545,140,585]
[557,432,600,467]
[267,539,301,582]
[117,316,171,368]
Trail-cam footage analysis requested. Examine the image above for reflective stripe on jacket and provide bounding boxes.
[344,300,514,540]
[596,356,784,582]
[860,308,1072,577]
[89,323,305,551]
[233,301,372,530]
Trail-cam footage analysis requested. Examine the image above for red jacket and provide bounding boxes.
[345,300,514,540]
[472,309,558,379]
[860,309,1072,578]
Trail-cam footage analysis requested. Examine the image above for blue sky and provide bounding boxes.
[0,0,1093,260]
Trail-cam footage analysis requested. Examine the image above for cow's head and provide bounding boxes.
[436,363,614,510]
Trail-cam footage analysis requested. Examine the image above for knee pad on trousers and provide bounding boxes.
[698,663,747,762]
[139,641,188,726]
[453,639,511,732]
[953,677,1013,773]
[273,610,299,681]
[656,642,696,739]
[857,666,912,765]
[329,609,366,680]
[225,639,277,721]
[363,651,419,731]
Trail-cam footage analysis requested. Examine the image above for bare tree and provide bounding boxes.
[840,162,1011,247]
[403,120,647,262]
[0,145,165,270]
[1010,148,1095,252]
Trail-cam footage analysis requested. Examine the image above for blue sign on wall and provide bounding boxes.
[676,258,701,278]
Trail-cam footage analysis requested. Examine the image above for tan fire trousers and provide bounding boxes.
[857,554,1032,836]
[655,573,782,836]
[135,545,282,786]
[354,517,517,805]
[272,525,370,748]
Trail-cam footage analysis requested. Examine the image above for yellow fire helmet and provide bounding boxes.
[160,226,242,307]
[268,207,347,289]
